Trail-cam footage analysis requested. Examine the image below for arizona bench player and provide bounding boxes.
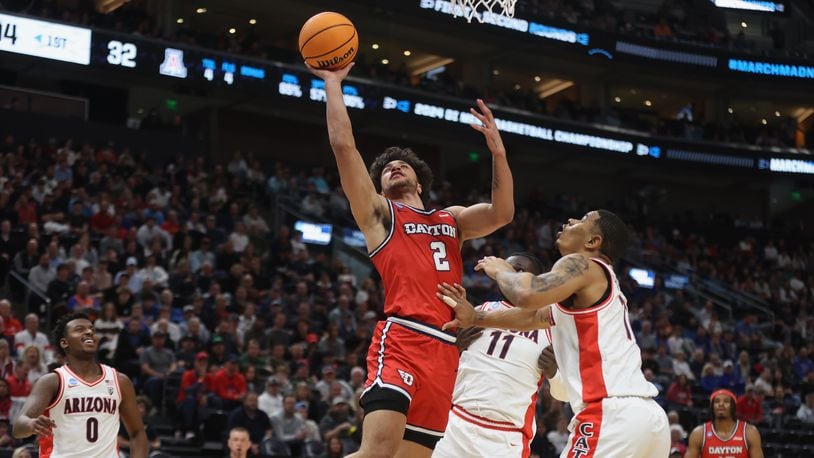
[434,253,568,458]
[13,313,147,458]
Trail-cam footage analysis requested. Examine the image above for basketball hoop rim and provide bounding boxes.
[449,0,518,23]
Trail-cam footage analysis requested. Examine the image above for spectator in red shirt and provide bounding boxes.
[211,355,247,411]
[90,201,115,233]
[14,194,37,225]
[737,384,764,424]
[666,374,693,408]
[5,361,30,397]
[0,301,22,340]
[160,210,181,235]
[177,352,214,440]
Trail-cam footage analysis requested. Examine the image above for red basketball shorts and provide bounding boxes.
[360,316,459,447]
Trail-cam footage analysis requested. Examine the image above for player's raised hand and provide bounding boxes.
[31,415,56,437]
[469,99,506,157]
[475,256,514,280]
[438,283,477,330]
[455,326,483,354]
[305,62,355,83]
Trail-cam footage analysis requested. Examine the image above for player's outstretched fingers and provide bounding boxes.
[476,99,494,120]
[453,283,466,296]
[438,283,464,303]
[442,319,460,331]
[469,107,487,124]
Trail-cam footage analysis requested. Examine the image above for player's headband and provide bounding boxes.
[709,389,736,404]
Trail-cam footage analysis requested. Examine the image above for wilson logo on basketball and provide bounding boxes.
[316,46,355,69]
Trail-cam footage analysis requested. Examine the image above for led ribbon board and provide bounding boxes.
[710,0,786,13]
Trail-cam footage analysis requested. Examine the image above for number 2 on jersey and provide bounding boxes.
[430,241,450,271]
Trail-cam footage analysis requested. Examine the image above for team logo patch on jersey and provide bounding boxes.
[105,380,114,395]
[397,369,414,386]
[483,302,502,311]
[67,377,78,388]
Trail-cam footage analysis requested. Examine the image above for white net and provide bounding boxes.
[449,0,517,23]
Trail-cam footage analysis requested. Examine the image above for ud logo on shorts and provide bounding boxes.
[397,369,414,386]
[572,422,594,458]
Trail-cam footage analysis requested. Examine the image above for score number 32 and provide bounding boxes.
[106,40,137,68]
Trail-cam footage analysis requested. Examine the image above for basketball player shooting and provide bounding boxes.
[685,389,763,458]
[13,313,148,458]
[433,253,568,458]
[305,61,515,458]
[440,210,670,457]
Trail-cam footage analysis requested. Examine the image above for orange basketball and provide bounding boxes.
[299,12,359,70]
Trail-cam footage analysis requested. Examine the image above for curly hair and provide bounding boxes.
[52,312,91,356]
[368,147,433,205]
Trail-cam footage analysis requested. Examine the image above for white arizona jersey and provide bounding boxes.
[549,258,657,413]
[451,301,553,433]
[40,364,122,458]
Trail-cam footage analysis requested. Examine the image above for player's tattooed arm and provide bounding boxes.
[487,254,590,308]
[439,283,552,331]
[471,306,551,331]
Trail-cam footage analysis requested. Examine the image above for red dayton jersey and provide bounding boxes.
[370,199,462,329]
[701,420,750,458]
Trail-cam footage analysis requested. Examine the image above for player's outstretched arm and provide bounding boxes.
[684,425,704,458]
[746,424,764,458]
[13,372,58,438]
[118,373,149,458]
[477,254,592,308]
[447,99,514,241]
[439,283,551,331]
[306,63,387,238]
